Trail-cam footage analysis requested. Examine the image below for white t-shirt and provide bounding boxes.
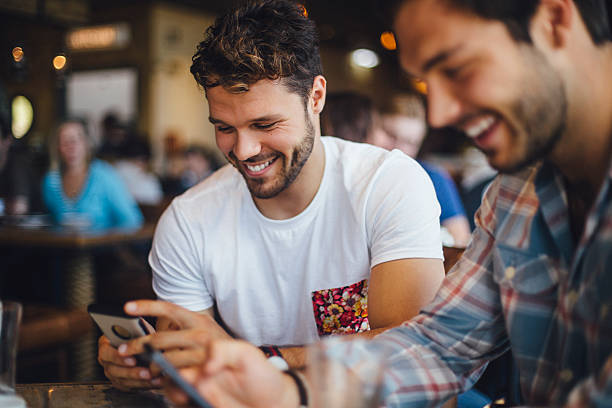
[151,137,442,346]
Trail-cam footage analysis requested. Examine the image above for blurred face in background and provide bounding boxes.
[382,114,427,158]
[394,0,566,173]
[366,111,396,151]
[208,79,318,199]
[58,122,90,170]
[184,152,212,179]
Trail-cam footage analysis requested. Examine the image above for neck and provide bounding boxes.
[64,161,88,175]
[549,45,612,193]
[253,136,325,220]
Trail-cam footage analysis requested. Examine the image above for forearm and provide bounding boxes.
[280,327,394,369]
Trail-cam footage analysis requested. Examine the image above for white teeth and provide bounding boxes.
[465,116,496,138]
[246,160,272,172]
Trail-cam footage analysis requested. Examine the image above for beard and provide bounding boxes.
[486,46,567,174]
[228,113,316,199]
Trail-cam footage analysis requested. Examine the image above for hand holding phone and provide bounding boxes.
[88,304,155,347]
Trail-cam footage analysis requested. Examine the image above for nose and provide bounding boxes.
[232,131,262,161]
[426,81,462,129]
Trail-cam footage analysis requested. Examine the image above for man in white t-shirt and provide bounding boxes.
[97,0,445,390]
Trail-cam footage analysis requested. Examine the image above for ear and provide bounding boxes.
[531,0,574,49]
[310,75,327,115]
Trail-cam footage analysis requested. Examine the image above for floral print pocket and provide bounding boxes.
[311,279,370,336]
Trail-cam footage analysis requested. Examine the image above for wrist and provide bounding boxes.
[282,370,308,408]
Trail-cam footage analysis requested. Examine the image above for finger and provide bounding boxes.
[98,337,137,367]
[118,329,202,358]
[205,340,264,375]
[124,300,204,329]
[164,381,190,406]
[164,367,202,406]
[116,333,157,357]
[149,348,207,377]
[105,363,154,382]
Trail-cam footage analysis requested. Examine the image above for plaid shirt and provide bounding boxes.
[329,160,612,407]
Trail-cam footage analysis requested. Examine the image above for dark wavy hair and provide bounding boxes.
[383,0,610,45]
[190,0,323,105]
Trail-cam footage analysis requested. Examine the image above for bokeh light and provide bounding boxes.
[351,49,380,69]
[12,46,24,62]
[380,31,397,51]
[53,55,67,70]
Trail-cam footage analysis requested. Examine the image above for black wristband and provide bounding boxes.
[283,369,308,407]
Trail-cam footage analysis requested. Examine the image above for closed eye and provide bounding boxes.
[253,122,278,130]
[216,125,234,133]
[443,65,465,79]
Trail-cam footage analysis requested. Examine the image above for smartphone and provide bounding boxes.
[88,303,154,347]
[141,343,213,408]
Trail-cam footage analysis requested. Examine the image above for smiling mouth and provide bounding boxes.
[243,156,279,175]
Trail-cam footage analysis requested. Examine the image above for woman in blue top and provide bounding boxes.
[42,119,143,230]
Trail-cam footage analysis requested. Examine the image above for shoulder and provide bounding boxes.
[322,136,425,185]
[478,164,540,229]
[90,159,121,180]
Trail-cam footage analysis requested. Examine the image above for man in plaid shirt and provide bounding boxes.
[133,0,612,406]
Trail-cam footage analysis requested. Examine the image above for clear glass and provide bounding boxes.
[306,337,388,408]
[0,301,22,394]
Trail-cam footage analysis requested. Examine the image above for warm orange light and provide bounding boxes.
[380,31,397,51]
[53,55,67,70]
[12,46,24,62]
[298,4,308,17]
[413,78,428,95]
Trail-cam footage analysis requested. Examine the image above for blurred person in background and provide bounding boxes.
[42,119,143,229]
[321,91,470,246]
[382,93,471,246]
[161,145,222,197]
[181,145,221,190]
[114,134,163,206]
[97,112,130,162]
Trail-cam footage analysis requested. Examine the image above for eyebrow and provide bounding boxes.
[421,45,464,74]
[208,115,284,125]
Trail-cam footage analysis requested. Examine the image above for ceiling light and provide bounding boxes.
[351,48,379,69]
[53,55,67,70]
[12,47,24,62]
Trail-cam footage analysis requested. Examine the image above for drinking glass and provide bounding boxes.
[0,300,26,407]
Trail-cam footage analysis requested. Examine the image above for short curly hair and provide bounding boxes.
[190,0,323,104]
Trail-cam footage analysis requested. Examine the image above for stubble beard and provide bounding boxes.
[489,47,567,174]
[230,113,316,199]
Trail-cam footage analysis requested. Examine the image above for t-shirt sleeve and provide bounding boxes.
[150,200,214,311]
[366,154,443,267]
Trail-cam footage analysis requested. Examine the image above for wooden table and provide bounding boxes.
[17,382,173,407]
[0,223,155,380]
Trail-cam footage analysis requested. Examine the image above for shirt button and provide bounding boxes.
[560,369,573,382]
[505,266,516,280]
